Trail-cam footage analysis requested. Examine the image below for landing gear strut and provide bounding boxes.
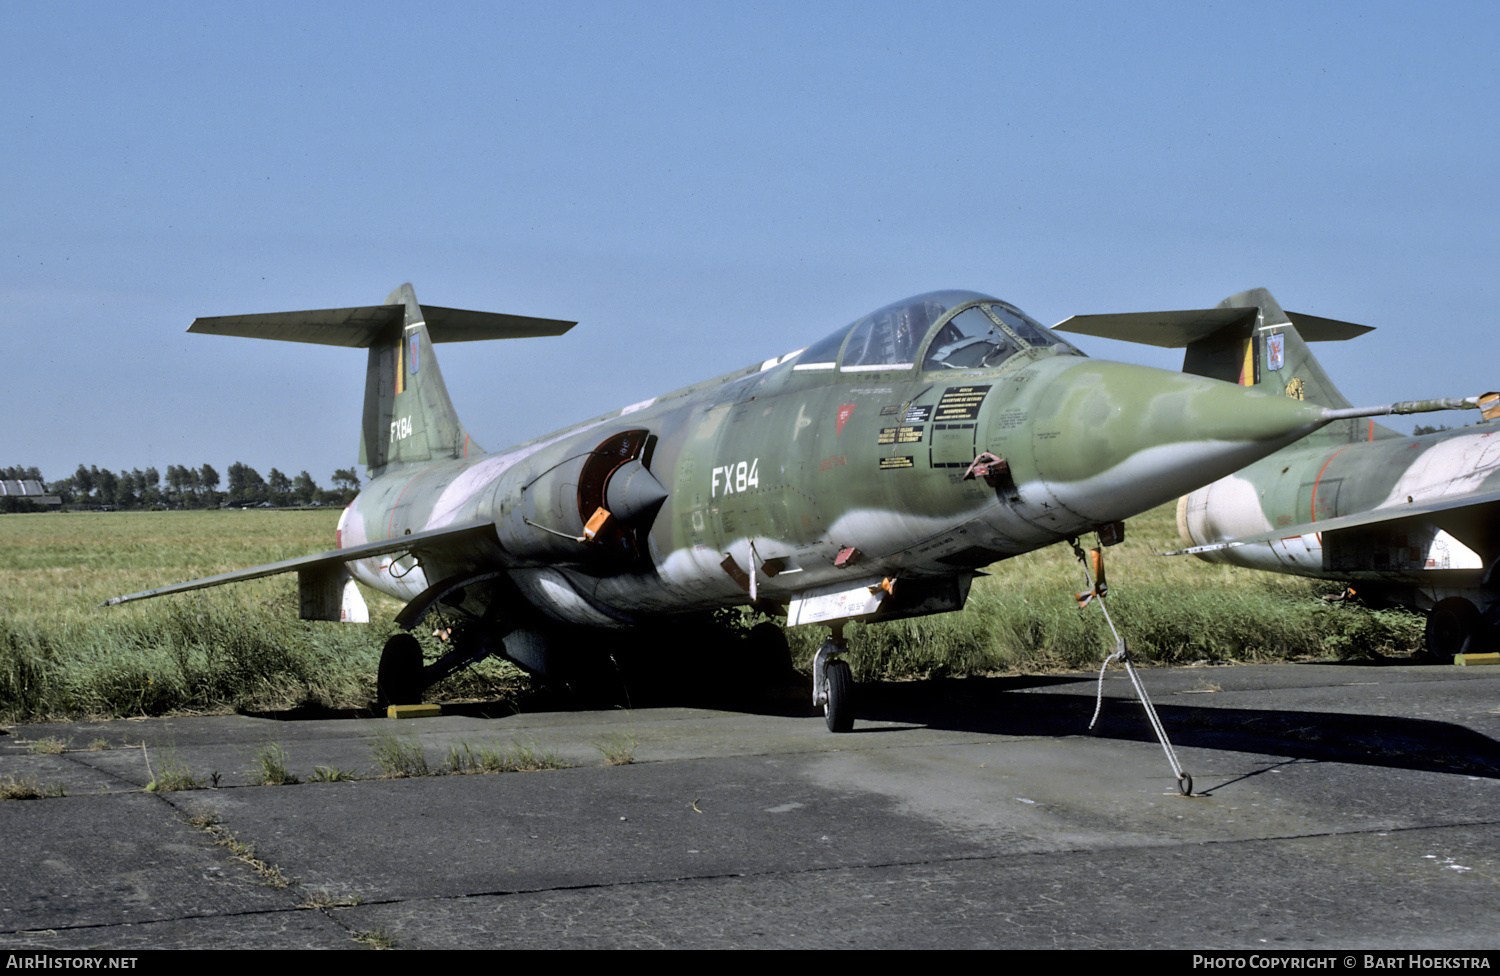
[813,622,854,733]
[377,592,513,707]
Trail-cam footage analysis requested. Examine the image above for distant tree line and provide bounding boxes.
[4,464,362,511]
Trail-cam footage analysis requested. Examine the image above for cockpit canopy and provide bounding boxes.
[793,290,1081,373]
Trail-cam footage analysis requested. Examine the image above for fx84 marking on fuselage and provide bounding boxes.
[711,459,760,498]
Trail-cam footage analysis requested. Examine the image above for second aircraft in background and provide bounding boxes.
[1059,288,1500,661]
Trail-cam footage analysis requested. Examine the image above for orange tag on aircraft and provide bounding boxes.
[583,507,613,541]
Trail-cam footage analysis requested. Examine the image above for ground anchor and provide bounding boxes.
[1071,537,1193,796]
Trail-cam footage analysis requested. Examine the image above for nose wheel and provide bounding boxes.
[813,627,854,732]
[822,658,853,732]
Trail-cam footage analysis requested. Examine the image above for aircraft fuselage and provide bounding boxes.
[338,307,1331,631]
[1179,423,1500,604]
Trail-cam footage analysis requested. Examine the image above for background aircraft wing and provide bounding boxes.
[1166,488,1500,556]
[102,520,499,606]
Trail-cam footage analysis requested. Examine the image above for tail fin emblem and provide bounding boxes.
[1267,332,1285,371]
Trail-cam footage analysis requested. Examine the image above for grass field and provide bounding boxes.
[0,506,1423,723]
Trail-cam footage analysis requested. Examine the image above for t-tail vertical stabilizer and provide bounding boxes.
[1209,287,1362,411]
[187,284,577,477]
[362,283,474,476]
[1055,287,1387,447]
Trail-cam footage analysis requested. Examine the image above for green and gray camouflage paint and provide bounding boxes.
[108,283,1475,714]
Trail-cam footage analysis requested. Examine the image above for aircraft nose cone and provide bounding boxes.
[1025,360,1325,523]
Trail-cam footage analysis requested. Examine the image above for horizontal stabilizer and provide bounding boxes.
[102,520,499,607]
[1055,308,1257,348]
[1283,311,1376,342]
[190,305,576,348]
[1056,308,1372,348]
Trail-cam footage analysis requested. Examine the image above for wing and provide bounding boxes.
[102,520,499,607]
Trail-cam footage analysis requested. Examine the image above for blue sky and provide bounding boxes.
[6,1,1498,488]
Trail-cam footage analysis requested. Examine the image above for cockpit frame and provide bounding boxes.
[791,290,1081,375]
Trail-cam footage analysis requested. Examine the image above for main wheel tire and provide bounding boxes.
[1424,597,1480,662]
[377,632,424,705]
[823,658,854,733]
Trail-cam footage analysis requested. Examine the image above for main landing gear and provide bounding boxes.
[377,587,512,706]
[376,632,425,706]
[377,626,501,707]
[1423,597,1484,662]
[812,622,855,733]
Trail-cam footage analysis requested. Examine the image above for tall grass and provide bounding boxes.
[0,510,516,722]
[0,505,1423,722]
[0,593,384,721]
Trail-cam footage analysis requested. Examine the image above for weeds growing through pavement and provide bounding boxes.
[370,728,429,777]
[593,731,636,766]
[353,929,399,950]
[27,737,67,754]
[309,764,355,782]
[0,775,66,799]
[181,806,288,888]
[143,745,202,792]
[250,742,299,785]
[184,808,219,829]
[442,737,572,774]
[300,887,364,909]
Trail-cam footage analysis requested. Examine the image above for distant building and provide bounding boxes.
[0,480,61,509]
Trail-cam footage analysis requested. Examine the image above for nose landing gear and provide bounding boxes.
[812,622,854,733]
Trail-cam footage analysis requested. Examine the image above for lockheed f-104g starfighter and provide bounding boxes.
[107,284,1486,728]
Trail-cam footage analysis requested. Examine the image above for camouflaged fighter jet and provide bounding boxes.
[106,284,1482,728]
[1058,288,1500,662]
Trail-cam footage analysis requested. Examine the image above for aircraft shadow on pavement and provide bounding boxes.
[240,670,1500,780]
[849,674,1500,780]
